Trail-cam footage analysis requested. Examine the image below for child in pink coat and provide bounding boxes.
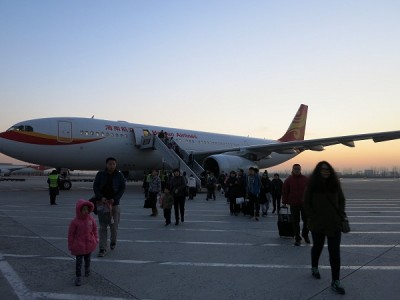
[68,199,98,286]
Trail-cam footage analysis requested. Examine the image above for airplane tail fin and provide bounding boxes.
[278,104,308,142]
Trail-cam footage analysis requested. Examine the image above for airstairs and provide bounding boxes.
[139,135,204,188]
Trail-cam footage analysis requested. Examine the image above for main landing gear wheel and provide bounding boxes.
[60,180,72,190]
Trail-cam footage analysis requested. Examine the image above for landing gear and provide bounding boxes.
[57,167,72,190]
[59,179,72,190]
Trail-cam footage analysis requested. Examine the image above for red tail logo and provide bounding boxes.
[278,104,308,142]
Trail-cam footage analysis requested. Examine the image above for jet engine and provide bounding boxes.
[203,154,257,176]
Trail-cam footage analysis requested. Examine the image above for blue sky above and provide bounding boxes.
[1,0,399,169]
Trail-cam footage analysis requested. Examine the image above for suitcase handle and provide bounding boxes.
[279,206,290,214]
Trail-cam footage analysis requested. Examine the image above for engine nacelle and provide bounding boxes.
[203,154,257,176]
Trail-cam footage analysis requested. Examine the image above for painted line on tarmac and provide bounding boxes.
[2,235,400,248]
[347,204,399,206]
[12,255,400,271]
[0,253,31,299]
[0,253,138,300]
[348,216,400,218]
[351,222,400,224]
[31,292,136,299]
[347,199,400,201]
[347,211,400,213]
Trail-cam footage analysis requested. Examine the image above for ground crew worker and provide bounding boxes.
[47,170,60,205]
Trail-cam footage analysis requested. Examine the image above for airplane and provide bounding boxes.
[0,104,399,189]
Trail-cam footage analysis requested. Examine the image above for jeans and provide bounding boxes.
[99,205,120,250]
[260,193,272,215]
[164,208,172,224]
[311,231,342,281]
[207,187,215,200]
[272,193,281,212]
[290,205,309,240]
[148,192,158,209]
[229,197,240,214]
[174,196,186,222]
[75,253,91,277]
[248,193,259,217]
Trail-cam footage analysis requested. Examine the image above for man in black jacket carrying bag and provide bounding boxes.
[93,157,126,257]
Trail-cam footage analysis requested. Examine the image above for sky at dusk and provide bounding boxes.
[0,0,399,172]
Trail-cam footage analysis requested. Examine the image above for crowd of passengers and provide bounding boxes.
[142,167,284,222]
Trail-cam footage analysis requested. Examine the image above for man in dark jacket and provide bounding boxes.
[271,173,283,214]
[247,167,261,220]
[169,168,187,225]
[282,164,309,246]
[93,157,126,257]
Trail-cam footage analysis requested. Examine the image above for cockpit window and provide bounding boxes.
[7,125,34,132]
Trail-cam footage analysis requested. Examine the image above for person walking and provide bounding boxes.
[206,172,217,200]
[304,161,347,295]
[68,199,98,286]
[169,168,187,225]
[148,170,161,217]
[93,157,126,257]
[187,174,197,200]
[271,173,283,214]
[259,171,272,217]
[282,164,309,246]
[47,170,61,205]
[226,171,240,216]
[159,187,174,226]
[247,167,261,221]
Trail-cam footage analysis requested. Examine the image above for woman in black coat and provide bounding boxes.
[304,161,347,295]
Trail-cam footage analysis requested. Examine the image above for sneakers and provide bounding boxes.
[75,276,81,286]
[110,243,116,250]
[311,267,321,279]
[331,280,346,294]
[97,249,106,257]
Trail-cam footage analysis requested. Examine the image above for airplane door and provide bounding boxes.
[132,128,151,146]
[58,121,72,143]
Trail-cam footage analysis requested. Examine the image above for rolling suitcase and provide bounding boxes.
[241,200,252,216]
[278,206,294,237]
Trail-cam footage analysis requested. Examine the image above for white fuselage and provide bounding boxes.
[0,117,297,171]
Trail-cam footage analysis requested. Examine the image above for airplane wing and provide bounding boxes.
[193,130,400,160]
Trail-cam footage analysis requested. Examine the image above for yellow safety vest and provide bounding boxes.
[48,174,59,188]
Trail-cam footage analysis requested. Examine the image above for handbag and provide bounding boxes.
[341,217,351,234]
[327,197,350,234]
[143,199,152,208]
[235,197,245,204]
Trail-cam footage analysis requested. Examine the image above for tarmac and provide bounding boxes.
[0,177,399,300]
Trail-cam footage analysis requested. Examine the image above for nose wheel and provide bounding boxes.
[59,180,72,190]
